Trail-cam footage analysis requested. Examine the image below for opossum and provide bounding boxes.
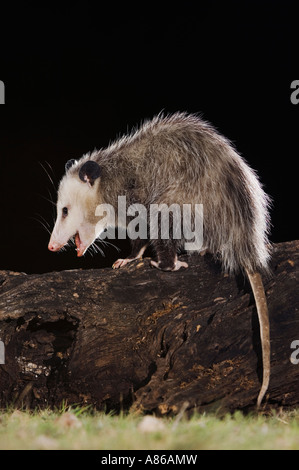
[48,112,271,407]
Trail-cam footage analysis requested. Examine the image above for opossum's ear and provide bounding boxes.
[79,161,101,187]
[65,159,76,172]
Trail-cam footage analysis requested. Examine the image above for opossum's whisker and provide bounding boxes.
[39,161,57,191]
[37,193,56,207]
[44,160,58,184]
[68,236,76,246]
[34,213,51,228]
[95,241,108,256]
[85,246,95,257]
[29,215,52,236]
[64,237,76,251]
[90,244,98,255]
[89,242,105,257]
[97,238,121,252]
[38,163,58,226]
[47,187,57,206]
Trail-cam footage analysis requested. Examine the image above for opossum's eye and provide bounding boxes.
[62,207,68,218]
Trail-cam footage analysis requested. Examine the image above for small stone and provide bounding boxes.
[137,415,166,433]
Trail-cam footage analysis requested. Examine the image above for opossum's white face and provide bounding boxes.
[48,160,103,257]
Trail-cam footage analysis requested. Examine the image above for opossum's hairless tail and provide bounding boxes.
[246,271,270,408]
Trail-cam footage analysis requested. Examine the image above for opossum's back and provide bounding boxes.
[130,116,246,202]
[128,114,271,272]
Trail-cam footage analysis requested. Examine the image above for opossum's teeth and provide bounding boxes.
[75,232,85,257]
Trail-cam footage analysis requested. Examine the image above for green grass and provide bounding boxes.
[0,407,298,450]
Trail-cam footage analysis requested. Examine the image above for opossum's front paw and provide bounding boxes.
[172,260,189,271]
[150,259,188,271]
[112,258,134,269]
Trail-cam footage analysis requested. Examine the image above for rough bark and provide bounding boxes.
[0,241,298,415]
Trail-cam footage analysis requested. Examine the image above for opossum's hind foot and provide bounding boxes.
[150,259,189,271]
[173,260,189,271]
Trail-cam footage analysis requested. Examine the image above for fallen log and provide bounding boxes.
[0,241,298,414]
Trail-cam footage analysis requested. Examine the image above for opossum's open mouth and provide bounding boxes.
[75,232,86,257]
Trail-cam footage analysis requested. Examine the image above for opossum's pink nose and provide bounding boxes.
[48,241,61,252]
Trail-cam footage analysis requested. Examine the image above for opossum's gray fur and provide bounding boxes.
[68,111,272,274]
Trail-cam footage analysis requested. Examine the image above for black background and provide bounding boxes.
[0,1,297,274]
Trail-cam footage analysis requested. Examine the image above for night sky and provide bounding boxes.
[0,2,297,274]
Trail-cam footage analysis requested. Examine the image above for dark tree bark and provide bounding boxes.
[0,241,298,415]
